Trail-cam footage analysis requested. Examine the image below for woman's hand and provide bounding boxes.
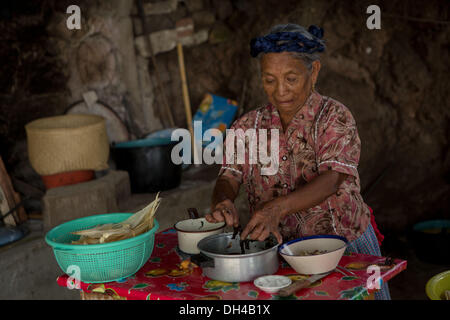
[205,199,239,227]
[240,201,283,244]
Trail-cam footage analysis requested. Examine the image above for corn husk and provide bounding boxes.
[71,193,161,245]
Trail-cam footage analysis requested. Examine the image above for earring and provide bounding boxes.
[312,82,316,92]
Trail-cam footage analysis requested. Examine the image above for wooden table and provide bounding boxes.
[57,228,407,300]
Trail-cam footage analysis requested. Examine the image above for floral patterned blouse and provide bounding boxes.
[218,91,371,242]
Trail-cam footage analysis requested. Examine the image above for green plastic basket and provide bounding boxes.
[45,213,159,283]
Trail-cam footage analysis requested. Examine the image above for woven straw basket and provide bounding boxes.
[26,114,110,176]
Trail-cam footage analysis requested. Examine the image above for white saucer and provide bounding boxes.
[253,275,292,293]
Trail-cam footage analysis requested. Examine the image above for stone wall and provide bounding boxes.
[130,0,242,131]
[46,0,153,138]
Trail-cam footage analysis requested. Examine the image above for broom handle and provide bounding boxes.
[177,43,199,164]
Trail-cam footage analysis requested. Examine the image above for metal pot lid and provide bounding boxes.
[197,232,279,258]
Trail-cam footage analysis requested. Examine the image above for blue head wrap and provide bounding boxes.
[250,25,325,58]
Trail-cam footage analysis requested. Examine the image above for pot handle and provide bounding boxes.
[187,208,199,219]
[191,252,215,268]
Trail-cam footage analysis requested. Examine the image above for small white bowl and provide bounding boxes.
[174,218,225,254]
[279,235,348,275]
[253,275,292,293]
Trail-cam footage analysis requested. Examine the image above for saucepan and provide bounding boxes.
[192,232,280,282]
[174,208,225,254]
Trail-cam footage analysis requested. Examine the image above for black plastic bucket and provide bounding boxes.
[111,137,182,193]
[410,219,450,264]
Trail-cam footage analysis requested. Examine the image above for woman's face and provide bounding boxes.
[260,52,320,116]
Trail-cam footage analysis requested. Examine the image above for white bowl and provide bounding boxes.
[279,235,348,275]
[174,218,225,254]
[253,275,292,293]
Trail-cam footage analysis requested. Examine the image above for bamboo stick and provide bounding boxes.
[176,42,200,164]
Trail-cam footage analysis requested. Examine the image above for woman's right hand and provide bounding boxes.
[205,199,239,227]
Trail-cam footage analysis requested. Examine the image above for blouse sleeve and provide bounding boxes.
[315,101,361,178]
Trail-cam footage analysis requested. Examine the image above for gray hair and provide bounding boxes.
[258,23,326,72]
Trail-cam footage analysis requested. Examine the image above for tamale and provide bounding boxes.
[71,193,161,244]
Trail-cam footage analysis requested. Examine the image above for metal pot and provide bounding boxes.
[192,232,280,282]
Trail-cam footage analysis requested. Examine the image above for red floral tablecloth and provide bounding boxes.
[57,228,407,300]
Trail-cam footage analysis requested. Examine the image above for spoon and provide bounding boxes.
[187,208,199,219]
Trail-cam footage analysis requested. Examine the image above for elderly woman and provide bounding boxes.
[205,23,390,300]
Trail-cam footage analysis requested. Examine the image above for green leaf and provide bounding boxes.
[248,290,258,298]
[339,286,367,300]
[132,283,149,290]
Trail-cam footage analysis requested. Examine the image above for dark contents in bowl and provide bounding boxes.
[204,234,278,255]
[297,249,330,256]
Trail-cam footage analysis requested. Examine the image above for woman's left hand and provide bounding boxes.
[240,201,284,244]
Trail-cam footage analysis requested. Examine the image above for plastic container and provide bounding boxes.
[111,137,182,193]
[426,270,450,300]
[411,219,450,264]
[45,213,159,283]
